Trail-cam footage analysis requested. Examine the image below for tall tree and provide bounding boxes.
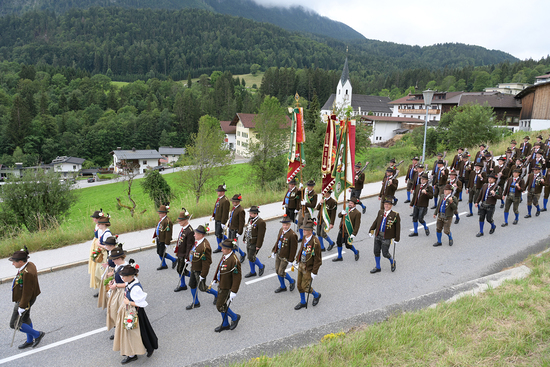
[141,169,174,207]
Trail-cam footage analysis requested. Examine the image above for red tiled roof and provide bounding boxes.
[535,74,550,79]
[219,120,236,134]
[230,113,291,129]
[359,116,425,123]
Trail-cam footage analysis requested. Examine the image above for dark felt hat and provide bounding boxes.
[280,214,292,223]
[479,143,486,147]
[383,197,394,204]
[484,152,492,157]
[510,140,517,144]
[103,235,118,247]
[537,135,543,140]
[533,164,542,170]
[231,193,242,201]
[534,142,542,147]
[288,178,297,185]
[457,147,464,151]
[157,204,169,213]
[221,238,236,249]
[412,156,420,161]
[506,149,512,153]
[389,158,396,163]
[194,225,207,234]
[449,169,458,175]
[90,209,102,218]
[437,160,444,165]
[417,164,425,168]
[437,153,444,157]
[524,136,530,140]
[487,174,497,179]
[348,196,360,205]
[513,169,522,174]
[498,156,506,161]
[355,162,361,168]
[443,184,453,191]
[386,167,395,173]
[249,205,260,213]
[421,173,429,179]
[300,218,315,231]
[108,245,126,260]
[474,162,483,167]
[216,184,227,192]
[177,208,191,221]
[97,213,111,225]
[306,180,315,186]
[120,260,139,276]
[8,246,29,262]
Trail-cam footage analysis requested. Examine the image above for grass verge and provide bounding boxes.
[238,250,550,366]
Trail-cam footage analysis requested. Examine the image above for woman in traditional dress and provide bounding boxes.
[106,245,127,340]
[97,236,118,310]
[114,260,158,364]
[89,209,102,296]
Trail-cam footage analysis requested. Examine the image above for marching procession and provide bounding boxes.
[8,104,550,365]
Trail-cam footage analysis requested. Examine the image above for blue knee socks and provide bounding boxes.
[528,205,532,215]
[278,275,286,289]
[375,256,381,269]
[190,288,199,304]
[254,258,263,269]
[515,213,519,221]
[459,192,463,200]
[545,198,548,209]
[327,236,334,245]
[337,246,343,259]
[407,191,411,201]
[207,288,218,298]
[216,237,222,250]
[479,221,484,233]
[299,229,303,240]
[413,221,418,233]
[248,260,256,274]
[504,212,509,223]
[312,290,319,298]
[180,274,186,287]
[421,221,428,230]
[300,292,306,304]
[20,322,40,339]
[536,205,541,213]
[455,213,459,220]
[350,245,358,255]
[226,307,237,321]
[158,255,167,267]
[361,203,366,210]
[319,237,325,250]
[448,232,453,240]
[165,253,176,263]
[490,222,496,229]
[284,272,294,284]
[221,312,230,326]
[434,196,438,207]
[469,202,473,214]
[436,232,442,243]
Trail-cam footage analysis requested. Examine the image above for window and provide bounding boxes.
[143,160,146,165]
[73,165,76,170]
[242,142,248,148]
[237,140,241,146]
[237,131,240,136]
[242,132,248,138]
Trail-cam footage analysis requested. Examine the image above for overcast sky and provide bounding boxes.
[254,0,549,61]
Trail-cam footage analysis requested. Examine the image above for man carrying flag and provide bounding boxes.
[316,189,337,252]
[333,196,361,262]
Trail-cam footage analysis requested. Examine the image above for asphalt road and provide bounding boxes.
[1,189,549,367]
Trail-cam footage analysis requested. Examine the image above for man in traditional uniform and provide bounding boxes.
[186,225,217,309]
[447,170,462,224]
[466,162,486,217]
[528,148,546,174]
[451,148,464,171]
[297,180,317,242]
[409,172,433,237]
[332,196,361,262]
[293,218,322,310]
[175,208,193,292]
[458,152,472,201]
[271,215,298,293]
[404,156,420,204]
[369,198,400,273]
[243,206,266,278]
[228,194,247,262]
[509,140,520,162]
[529,142,544,163]
[212,184,230,253]
[433,184,457,247]
[494,156,510,208]
[543,167,550,212]
[501,169,525,226]
[379,168,398,209]
[525,165,544,218]
[475,174,501,237]
[431,160,448,210]
[520,136,532,158]
[283,178,301,223]
[211,239,242,332]
[474,144,487,165]
[154,204,176,270]
[352,163,367,214]
[9,247,45,349]
[316,189,337,251]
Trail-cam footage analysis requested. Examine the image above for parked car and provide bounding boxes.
[153,165,165,171]
[87,177,95,183]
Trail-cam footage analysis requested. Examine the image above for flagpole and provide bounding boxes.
[341,118,347,234]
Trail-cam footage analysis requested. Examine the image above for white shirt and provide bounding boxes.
[127,278,148,308]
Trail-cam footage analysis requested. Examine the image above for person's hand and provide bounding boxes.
[109,282,117,290]
[341,210,346,215]
[301,200,306,205]
[212,278,218,284]
[294,210,299,214]
[350,234,355,240]
[474,203,478,207]
[211,216,215,221]
[229,292,237,302]
[18,307,25,316]
[236,233,240,238]
[311,273,317,280]
[448,198,453,203]
[270,252,276,258]
[123,297,130,305]
[329,224,334,229]
[199,275,204,281]
[185,260,191,266]
[299,183,304,189]
[221,223,225,229]
[394,241,399,245]
[433,214,436,218]
[368,232,373,238]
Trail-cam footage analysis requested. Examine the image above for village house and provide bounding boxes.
[230,113,291,157]
[110,148,163,174]
[158,146,185,164]
[219,120,236,150]
[515,77,550,131]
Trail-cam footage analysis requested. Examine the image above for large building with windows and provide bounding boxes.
[230,113,291,157]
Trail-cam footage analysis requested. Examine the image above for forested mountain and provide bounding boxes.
[0,7,518,83]
[0,0,364,41]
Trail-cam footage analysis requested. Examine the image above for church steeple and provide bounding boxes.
[340,57,350,85]
[335,55,352,112]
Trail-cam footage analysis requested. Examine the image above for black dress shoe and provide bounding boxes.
[542,208,548,212]
[157,265,168,270]
[525,214,532,218]
[449,239,453,246]
[214,325,230,333]
[289,281,296,291]
[274,287,287,293]
[213,296,217,305]
[332,257,343,262]
[259,265,265,276]
[244,272,257,278]
[425,228,430,236]
[370,267,381,274]
[430,205,437,209]
[466,213,473,217]
[121,355,138,364]
[32,331,45,348]
[240,254,246,263]
[409,232,418,237]
[501,223,508,227]
[454,217,460,224]
[362,207,366,214]
[294,302,307,310]
[186,302,200,310]
[321,248,326,252]
[513,219,518,225]
[147,350,154,357]
[459,199,462,202]
[489,226,495,234]
[174,285,188,292]
[410,213,414,216]
[536,211,541,217]
[18,341,33,349]
[327,244,334,252]
[476,232,484,237]
[433,242,442,247]
[355,250,360,261]
[229,314,241,330]
[404,199,410,203]
[391,260,396,272]
[213,248,222,254]
[312,293,321,306]
[110,334,115,340]
[93,292,99,298]
[297,238,303,243]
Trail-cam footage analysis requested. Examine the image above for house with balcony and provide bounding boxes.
[110,148,163,174]
[219,120,236,150]
[158,146,185,164]
[229,113,291,157]
[50,156,86,178]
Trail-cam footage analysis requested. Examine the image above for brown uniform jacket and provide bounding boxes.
[283,187,301,210]
[433,194,458,218]
[316,197,337,225]
[493,164,510,183]
[448,177,463,196]
[474,151,486,165]
[176,224,195,259]
[296,235,322,275]
[369,210,401,242]
[520,142,532,157]
[509,147,521,161]
[214,253,241,293]
[434,167,448,186]
[525,173,545,194]
[154,215,173,244]
[247,216,266,248]
[451,154,462,170]
[12,262,41,309]
[302,189,317,215]
[338,207,361,236]
[379,176,398,199]
[229,205,245,234]
[213,195,230,223]
[503,176,525,198]
[190,238,212,278]
[468,170,486,190]
[458,160,471,181]
[272,228,298,262]
[354,171,365,190]
[528,157,546,173]
[405,163,417,182]
[410,182,433,207]
[476,182,502,205]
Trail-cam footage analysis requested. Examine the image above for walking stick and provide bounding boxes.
[175,261,188,289]
[191,273,199,308]
[305,276,313,309]
[10,311,24,348]
[217,295,232,331]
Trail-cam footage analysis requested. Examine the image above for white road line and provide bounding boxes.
[409,211,469,231]
[245,251,345,285]
[0,327,107,365]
